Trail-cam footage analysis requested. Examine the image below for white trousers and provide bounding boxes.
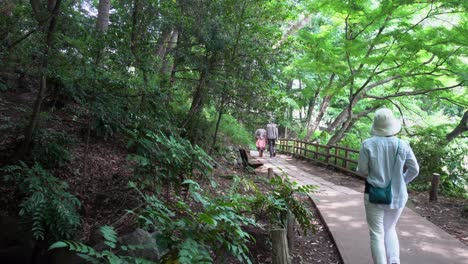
[364,195,404,264]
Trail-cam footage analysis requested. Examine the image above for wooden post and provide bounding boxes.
[298,141,301,158]
[286,212,295,252]
[271,229,291,264]
[315,144,318,160]
[298,140,301,157]
[325,145,330,164]
[344,148,349,169]
[334,147,338,165]
[268,168,274,178]
[294,140,298,157]
[429,173,440,202]
[301,141,305,158]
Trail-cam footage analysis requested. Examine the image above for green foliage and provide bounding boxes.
[246,172,318,233]
[411,127,448,183]
[212,113,255,149]
[2,162,80,240]
[49,225,154,264]
[315,131,331,144]
[178,238,212,264]
[127,130,214,190]
[32,130,73,168]
[410,127,468,198]
[439,142,468,198]
[288,0,467,146]
[90,95,129,140]
[128,180,258,264]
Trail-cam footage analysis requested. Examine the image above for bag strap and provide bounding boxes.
[388,139,400,184]
[393,139,400,166]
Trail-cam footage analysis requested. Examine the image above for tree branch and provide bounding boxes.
[364,82,462,99]
[446,111,468,143]
[439,97,468,108]
[387,100,414,136]
[356,74,402,99]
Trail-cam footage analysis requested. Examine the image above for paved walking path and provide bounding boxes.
[252,151,468,264]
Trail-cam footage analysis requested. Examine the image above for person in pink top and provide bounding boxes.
[255,128,267,157]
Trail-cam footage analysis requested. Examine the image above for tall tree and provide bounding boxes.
[15,0,63,160]
[291,0,466,144]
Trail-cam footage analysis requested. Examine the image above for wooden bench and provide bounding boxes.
[239,148,263,172]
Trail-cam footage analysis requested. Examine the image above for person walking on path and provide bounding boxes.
[357,108,419,264]
[266,121,278,157]
[255,128,267,157]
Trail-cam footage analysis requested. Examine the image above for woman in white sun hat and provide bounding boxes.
[357,108,419,264]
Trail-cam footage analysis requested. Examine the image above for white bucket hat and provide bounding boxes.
[371,108,401,136]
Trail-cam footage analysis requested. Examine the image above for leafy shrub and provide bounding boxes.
[410,127,468,198]
[49,225,153,264]
[2,162,81,240]
[90,95,128,139]
[339,132,361,151]
[127,130,214,191]
[249,172,318,233]
[213,113,254,149]
[439,142,468,198]
[129,180,258,263]
[32,130,73,168]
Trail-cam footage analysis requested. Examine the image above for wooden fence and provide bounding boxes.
[277,139,365,179]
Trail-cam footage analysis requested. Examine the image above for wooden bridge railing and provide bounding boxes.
[277,138,365,179]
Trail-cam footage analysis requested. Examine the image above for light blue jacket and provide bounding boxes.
[357,136,419,209]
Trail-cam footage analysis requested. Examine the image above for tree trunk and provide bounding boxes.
[156,29,173,58]
[14,0,62,160]
[305,88,320,129]
[306,73,335,138]
[209,97,225,155]
[327,105,381,145]
[130,0,141,56]
[30,0,45,21]
[129,0,151,112]
[446,111,468,143]
[47,0,56,12]
[96,0,110,32]
[160,30,178,74]
[326,109,350,134]
[327,118,353,145]
[82,0,110,178]
[306,95,332,139]
[284,79,293,138]
[161,31,181,100]
[184,66,209,143]
[271,229,291,264]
